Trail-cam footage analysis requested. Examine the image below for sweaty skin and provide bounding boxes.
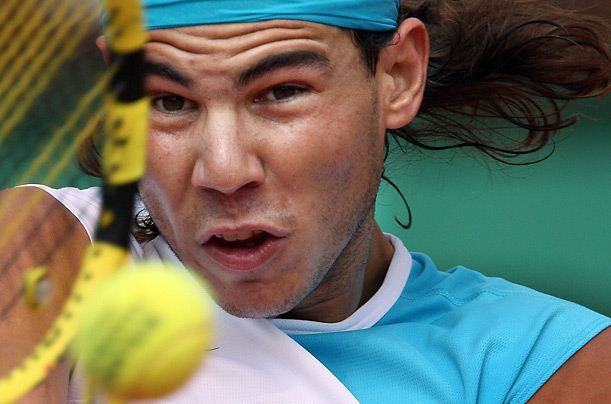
[96,19,428,322]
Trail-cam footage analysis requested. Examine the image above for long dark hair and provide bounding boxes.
[353,0,610,163]
[79,0,611,240]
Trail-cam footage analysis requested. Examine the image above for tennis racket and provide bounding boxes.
[0,0,148,401]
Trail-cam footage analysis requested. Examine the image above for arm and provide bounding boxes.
[527,327,611,403]
[0,187,90,404]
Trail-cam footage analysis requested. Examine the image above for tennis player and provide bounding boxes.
[2,0,610,402]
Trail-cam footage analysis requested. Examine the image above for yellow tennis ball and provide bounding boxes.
[73,262,214,400]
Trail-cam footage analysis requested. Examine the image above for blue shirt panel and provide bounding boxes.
[292,253,610,404]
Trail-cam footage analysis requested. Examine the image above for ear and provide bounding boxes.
[376,18,429,129]
[95,35,112,66]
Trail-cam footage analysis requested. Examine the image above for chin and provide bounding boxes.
[217,297,296,319]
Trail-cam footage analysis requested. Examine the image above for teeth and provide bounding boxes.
[214,230,263,242]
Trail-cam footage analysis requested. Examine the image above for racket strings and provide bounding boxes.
[0,74,109,259]
[0,0,109,253]
[0,0,102,143]
[0,0,106,380]
[0,193,84,320]
[0,185,93,387]
[17,75,109,186]
[0,0,148,400]
[0,0,76,107]
[0,0,47,55]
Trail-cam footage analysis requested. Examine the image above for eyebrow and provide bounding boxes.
[143,50,332,90]
[236,50,332,89]
[144,62,193,88]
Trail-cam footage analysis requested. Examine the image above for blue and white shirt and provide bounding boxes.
[33,186,609,404]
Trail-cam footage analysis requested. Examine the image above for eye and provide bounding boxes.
[152,95,190,113]
[254,85,308,103]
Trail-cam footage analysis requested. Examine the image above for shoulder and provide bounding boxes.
[526,326,611,403]
[0,186,95,247]
[400,252,605,326]
[385,252,611,403]
[19,185,102,241]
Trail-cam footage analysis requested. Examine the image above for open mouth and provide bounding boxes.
[210,230,269,248]
[202,229,286,272]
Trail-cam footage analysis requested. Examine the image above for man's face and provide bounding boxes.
[138,20,390,320]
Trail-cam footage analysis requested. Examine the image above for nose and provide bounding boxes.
[190,106,265,195]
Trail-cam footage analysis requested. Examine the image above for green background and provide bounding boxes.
[376,97,610,316]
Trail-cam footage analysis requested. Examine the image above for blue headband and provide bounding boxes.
[106,0,400,32]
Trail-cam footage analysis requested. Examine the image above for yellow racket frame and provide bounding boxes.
[0,0,148,401]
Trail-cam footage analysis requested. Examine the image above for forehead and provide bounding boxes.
[144,20,361,72]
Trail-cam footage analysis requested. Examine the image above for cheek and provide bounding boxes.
[144,133,191,190]
[281,99,383,194]
[139,133,194,222]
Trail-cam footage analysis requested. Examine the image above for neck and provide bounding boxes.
[281,222,394,323]
[359,225,395,307]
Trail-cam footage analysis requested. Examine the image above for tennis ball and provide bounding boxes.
[72,262,214,400]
